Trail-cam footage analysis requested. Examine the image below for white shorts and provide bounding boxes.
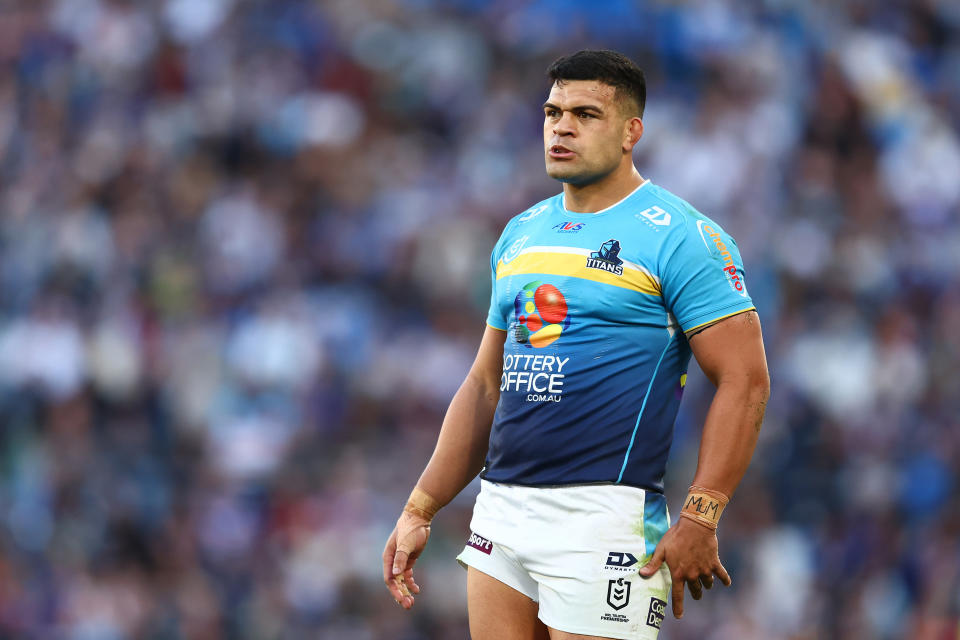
[457,480,672,639]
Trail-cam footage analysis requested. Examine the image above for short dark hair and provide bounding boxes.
[547,50,646,118]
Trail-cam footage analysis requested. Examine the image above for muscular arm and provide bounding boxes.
[687,310,770,496]
[640,310,769,618]
[416,325,506,505]
[383,325,505,608]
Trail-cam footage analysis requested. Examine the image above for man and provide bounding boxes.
[382,49,770,640]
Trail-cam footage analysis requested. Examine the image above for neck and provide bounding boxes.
[562,164,646,213]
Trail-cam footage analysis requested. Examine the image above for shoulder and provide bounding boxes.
[491,193,562,261]
[507,193,563,228]
[643,184,702,231]
[496,193,562,243]
[641,183,738,249]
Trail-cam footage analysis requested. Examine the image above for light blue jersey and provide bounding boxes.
[483,180,755,491]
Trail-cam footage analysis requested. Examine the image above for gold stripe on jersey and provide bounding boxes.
[684,306,756,335]
[497,252,662,296]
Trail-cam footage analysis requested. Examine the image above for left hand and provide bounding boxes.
[382,511,431,609]
[638,516,731,619]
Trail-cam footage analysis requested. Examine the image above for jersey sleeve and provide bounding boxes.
[485,224,511,331]
[659,215,755,333]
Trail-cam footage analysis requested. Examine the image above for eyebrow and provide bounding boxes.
[542,101,605,115]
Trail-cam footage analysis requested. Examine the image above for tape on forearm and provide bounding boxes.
[403,486,442,522]
[679,485,729,530]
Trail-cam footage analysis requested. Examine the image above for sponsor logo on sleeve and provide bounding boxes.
[647,597,666,629]
[696,220,748,297]
[466,532,493,555]
[586,239,624,276]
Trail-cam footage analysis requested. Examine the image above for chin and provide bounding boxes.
[546,166,594,185]
[546,162,580,180]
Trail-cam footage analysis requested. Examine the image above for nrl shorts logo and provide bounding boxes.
[586,239,624,276]
[606,577,631,610]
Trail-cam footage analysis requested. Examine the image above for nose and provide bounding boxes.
[553,111,576,137]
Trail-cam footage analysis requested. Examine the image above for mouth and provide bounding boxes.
[548,144,575,159]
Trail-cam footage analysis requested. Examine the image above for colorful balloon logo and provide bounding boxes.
[513,281,571,348]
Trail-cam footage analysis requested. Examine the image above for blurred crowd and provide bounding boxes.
[0,0,958,638]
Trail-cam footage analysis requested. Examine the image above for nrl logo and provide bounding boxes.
[502,235,529,265]
[606,578,631,611]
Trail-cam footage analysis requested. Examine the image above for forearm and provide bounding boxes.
[691,375,769,497]
[415,371,499,507]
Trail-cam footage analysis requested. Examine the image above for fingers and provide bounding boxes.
[673,562,730,617]
[639,545,665,578]
[385,514,432,610]
[383,528,420,609]
[384,568,408,606]
[392,549,410,576]
[671,572,685,618]
[714,561,732,587]
[403,567,421,594]
[394,520,429,575]
[382,530,398,583]
[687,578,702,601]
[684,564,729,608]
[393,575,415,609]
[386,571,418,609]
[383,547,411,606]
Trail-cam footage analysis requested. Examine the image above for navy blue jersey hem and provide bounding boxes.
[478,472,663,495]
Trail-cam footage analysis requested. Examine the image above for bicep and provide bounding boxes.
[688,311,768,388]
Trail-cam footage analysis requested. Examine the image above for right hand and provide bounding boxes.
[382,511,432,609]
[638,516,731,619]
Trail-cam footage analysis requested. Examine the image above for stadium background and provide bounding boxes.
[0,0,958,638]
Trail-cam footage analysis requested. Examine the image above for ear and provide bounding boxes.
[622,117,644,153]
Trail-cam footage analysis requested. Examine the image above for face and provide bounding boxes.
[543,80,636,185]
